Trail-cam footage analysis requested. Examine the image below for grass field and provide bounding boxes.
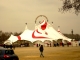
[14,46,80,60]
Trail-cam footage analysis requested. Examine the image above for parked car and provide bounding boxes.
[0,47,19,60]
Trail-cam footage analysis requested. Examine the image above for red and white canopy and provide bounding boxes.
[4,20,72,44]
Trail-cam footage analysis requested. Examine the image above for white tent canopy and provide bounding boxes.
[4,20,72,44]
[4,34,18,44]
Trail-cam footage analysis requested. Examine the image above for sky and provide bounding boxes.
[0,0,80,34]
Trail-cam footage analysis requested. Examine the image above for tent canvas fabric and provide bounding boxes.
[57,26,72,41]
[48,27,71,40]
[4,20,72,44]
[20,29,53,42]
[35,22,71,41]
[4,34,18,44]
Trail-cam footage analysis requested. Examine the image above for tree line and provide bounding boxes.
[0,30,80,44]
[60,0,80,15]
[0,30,22,44]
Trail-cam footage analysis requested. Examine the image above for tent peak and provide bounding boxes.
[25,23,28,30]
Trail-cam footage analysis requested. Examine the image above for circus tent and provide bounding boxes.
[34,20,71,41]
[19,22,53,42]
[4,34,19,44]
[4,19,72,44]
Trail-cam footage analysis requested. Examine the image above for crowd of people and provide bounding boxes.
[0,44,15,49]
[36,42,72,47]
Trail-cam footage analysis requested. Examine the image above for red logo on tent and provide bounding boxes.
[32,30,48,38]
[40,20,47,30]
[32,20,48,38]
[36,29,42,34]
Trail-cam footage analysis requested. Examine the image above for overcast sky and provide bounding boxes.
[0,0,80,34]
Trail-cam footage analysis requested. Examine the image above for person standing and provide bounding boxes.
[79,40,80,46]
[39,45,44,57]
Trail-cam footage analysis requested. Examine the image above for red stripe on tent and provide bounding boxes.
[17,36,21,40]
[32,31,48,38]
[36,29,42,34]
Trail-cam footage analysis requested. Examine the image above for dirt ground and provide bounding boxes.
[14,46,80,60]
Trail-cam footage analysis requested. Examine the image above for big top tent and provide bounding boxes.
[4,34,19,44]
[4,15,72,44]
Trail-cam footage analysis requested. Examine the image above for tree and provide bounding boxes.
[63,33,80,40]
[13,32,22,36]
[60,0,80,15]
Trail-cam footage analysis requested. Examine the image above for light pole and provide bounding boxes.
[71,29,73,41]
